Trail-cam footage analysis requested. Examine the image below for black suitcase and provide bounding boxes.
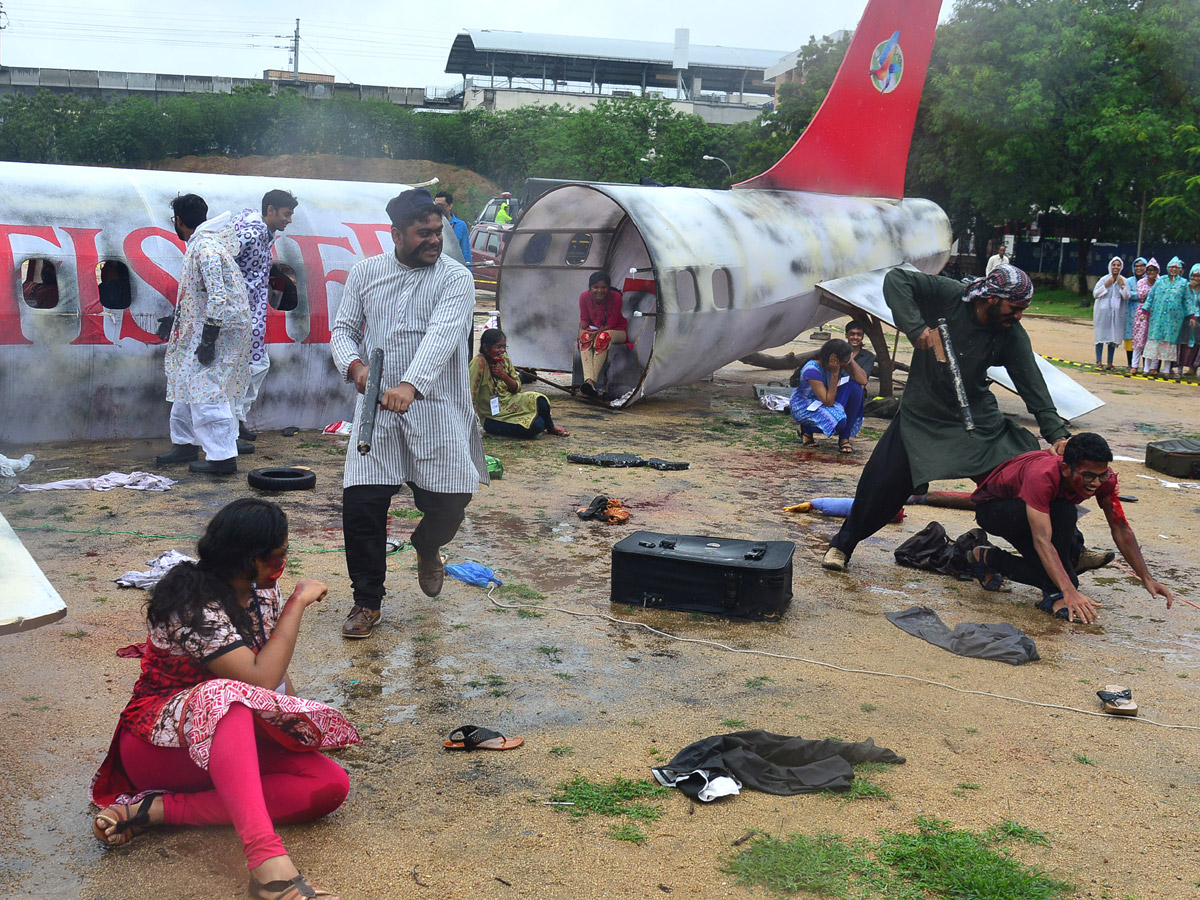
[1145,439,1200,479]
[611,531,794,620]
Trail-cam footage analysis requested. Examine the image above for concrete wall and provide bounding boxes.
[0,67,430,107]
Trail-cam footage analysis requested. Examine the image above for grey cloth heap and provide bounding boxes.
[885,607,1040,666]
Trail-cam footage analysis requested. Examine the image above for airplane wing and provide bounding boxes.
[0,510,67,635]
[815,265,1104,420]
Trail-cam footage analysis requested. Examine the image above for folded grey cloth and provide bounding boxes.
[885,606,1040,665]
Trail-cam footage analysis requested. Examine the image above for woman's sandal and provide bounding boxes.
[249,873,339,900]
[801,433,817,448]
[969,546,1003,592]
[838,440,854,454]
[549,425,570,437]
[92,795,155,846]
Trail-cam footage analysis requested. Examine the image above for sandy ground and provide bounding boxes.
[1,314,1198,900]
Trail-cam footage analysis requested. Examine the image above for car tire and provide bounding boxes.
[247,466,316,491]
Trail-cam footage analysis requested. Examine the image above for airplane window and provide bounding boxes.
[565,232,592,266]
[712,268,732,310]
[96,260,133,310]
[268,263,299,311]
[675,269,697,313]
[523,232,551,265]
[20,258,60,309]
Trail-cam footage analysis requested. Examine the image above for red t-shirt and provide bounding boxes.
[971,449,1120,514]
[578,289,629,331]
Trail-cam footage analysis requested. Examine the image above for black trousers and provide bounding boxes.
[483,396,555,438]
[830,416,924,558]
[974,498,1082,594]
[343,482,472,610]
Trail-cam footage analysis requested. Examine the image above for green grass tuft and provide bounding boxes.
[547,775,668,822]
[721,718,748,729]
[608,823,649,843]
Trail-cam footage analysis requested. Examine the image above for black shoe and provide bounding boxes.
[155,443,200,465]
[188,458,237,475]
[236,439,255,455]
[238,422,258,441]
[580,381,597,397]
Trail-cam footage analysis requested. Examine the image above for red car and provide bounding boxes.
[468,223,510,294]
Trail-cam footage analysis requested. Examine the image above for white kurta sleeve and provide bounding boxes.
[330,264,367,381]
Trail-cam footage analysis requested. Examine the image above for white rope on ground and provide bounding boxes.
[483,585,1200,733]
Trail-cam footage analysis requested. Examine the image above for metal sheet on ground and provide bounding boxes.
[815,265,1104,421]
[0,510,67,635]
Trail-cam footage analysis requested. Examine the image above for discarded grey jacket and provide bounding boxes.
[652,730,904,798]
[885,606,1040,665]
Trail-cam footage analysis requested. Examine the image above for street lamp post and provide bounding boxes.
[702,154,733,179]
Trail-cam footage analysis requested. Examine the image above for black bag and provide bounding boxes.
[1145,439,1200,479]
[611,532,794,620]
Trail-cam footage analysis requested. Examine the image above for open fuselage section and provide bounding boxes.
[499,184,952,404]
[0,162,406,443]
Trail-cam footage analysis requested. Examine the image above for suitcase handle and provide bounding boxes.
[744,544,767,561]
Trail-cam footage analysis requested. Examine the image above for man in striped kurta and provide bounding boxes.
[331,188,489,639]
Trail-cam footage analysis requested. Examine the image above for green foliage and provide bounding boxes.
[548,775,668,822]
[726,818,1072,899]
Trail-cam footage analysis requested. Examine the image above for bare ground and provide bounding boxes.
[1,315,1198,900]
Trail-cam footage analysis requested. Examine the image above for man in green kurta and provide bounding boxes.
[823,266,1072,571]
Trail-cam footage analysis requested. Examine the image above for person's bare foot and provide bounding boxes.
[548,425,570,436]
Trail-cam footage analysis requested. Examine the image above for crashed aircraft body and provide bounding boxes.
[499,0,1102,419]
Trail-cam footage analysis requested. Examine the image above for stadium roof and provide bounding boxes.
[445,29,788,95]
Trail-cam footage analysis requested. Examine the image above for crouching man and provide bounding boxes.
[969,432,1176,623]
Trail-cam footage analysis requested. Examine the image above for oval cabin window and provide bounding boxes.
[565,232,592,267]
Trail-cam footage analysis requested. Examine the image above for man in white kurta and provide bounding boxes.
[157,195,252,476]
[232,189,298,439]
[331,188,488,638]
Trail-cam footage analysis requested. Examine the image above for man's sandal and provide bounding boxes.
[969,546,1003,591]
[249,872,339,899]
[1097,684,1138,717]
[92,795,155,846]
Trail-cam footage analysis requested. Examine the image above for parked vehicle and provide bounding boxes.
[468,222,508,293]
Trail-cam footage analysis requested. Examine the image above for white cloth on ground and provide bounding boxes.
[115,550,196,589]
[170,401,238,460]
[14,472,176,493]
[0,453,34,478]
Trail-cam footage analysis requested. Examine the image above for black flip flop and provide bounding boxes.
[443,725,524,751]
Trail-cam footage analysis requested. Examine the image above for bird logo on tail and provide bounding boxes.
[869,30,904,93]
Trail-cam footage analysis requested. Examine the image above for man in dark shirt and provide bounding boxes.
[823,265,1071,571]
[845,319,876,378]
[970,433,1175,623]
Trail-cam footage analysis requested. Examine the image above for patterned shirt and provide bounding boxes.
[232,208,276,365]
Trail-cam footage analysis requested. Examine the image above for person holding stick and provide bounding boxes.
[822,265,1078,572]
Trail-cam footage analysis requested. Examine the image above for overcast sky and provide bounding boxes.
[0,0,909,89]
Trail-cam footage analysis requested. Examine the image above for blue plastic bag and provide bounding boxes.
[445,562,502,588]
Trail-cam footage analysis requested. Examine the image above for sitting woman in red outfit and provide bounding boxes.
[90,498,359,900]
[577,271,628,397]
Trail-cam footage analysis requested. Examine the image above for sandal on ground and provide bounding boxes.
[443,725,524,751]
[801,432,817,448]
[838,439,854,454]
[969,546,1003,592]
[548,425,570,437]
[93,795,155,846]
[1096,684,1138,717]
[249,872,339,899]
[1034,592,1070,620]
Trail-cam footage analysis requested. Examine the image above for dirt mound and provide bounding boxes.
[146,154,500,215]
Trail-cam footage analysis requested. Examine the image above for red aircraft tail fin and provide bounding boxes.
[735,0,942,198]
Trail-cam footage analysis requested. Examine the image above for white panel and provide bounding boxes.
[0,511,67,635]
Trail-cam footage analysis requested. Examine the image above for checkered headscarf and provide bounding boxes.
[963,264,1034,306]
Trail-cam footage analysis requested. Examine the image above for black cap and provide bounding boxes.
[385,187,435,226]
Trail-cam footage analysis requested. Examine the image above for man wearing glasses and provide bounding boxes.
[823,265,1072,572]
[969,432,1176,623]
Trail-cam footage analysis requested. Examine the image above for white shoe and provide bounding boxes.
[821,546,848,572]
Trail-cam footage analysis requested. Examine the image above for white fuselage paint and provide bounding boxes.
[499,184,952,404]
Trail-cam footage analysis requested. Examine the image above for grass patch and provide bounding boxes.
[726,816,1072,899]
[744,675,774,689]
[63,629,90,639]
[1073,753,1095,766]
[608,823,649,843]
[388,507,423,519]
[553,672,575,681]
[517,607,545,618]
[721,718,748,729]
[840,764,893,803]
[550,745,574,757]
[860,702,877,713]
[497,582,546,601]
[1025,287,1094,320]
[547,775,668,822]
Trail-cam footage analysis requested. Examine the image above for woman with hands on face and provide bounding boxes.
[469,328,569,437]
[90,499,358,900]
[789,338,867,453]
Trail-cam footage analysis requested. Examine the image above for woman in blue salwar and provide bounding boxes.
[790,338,867,453]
